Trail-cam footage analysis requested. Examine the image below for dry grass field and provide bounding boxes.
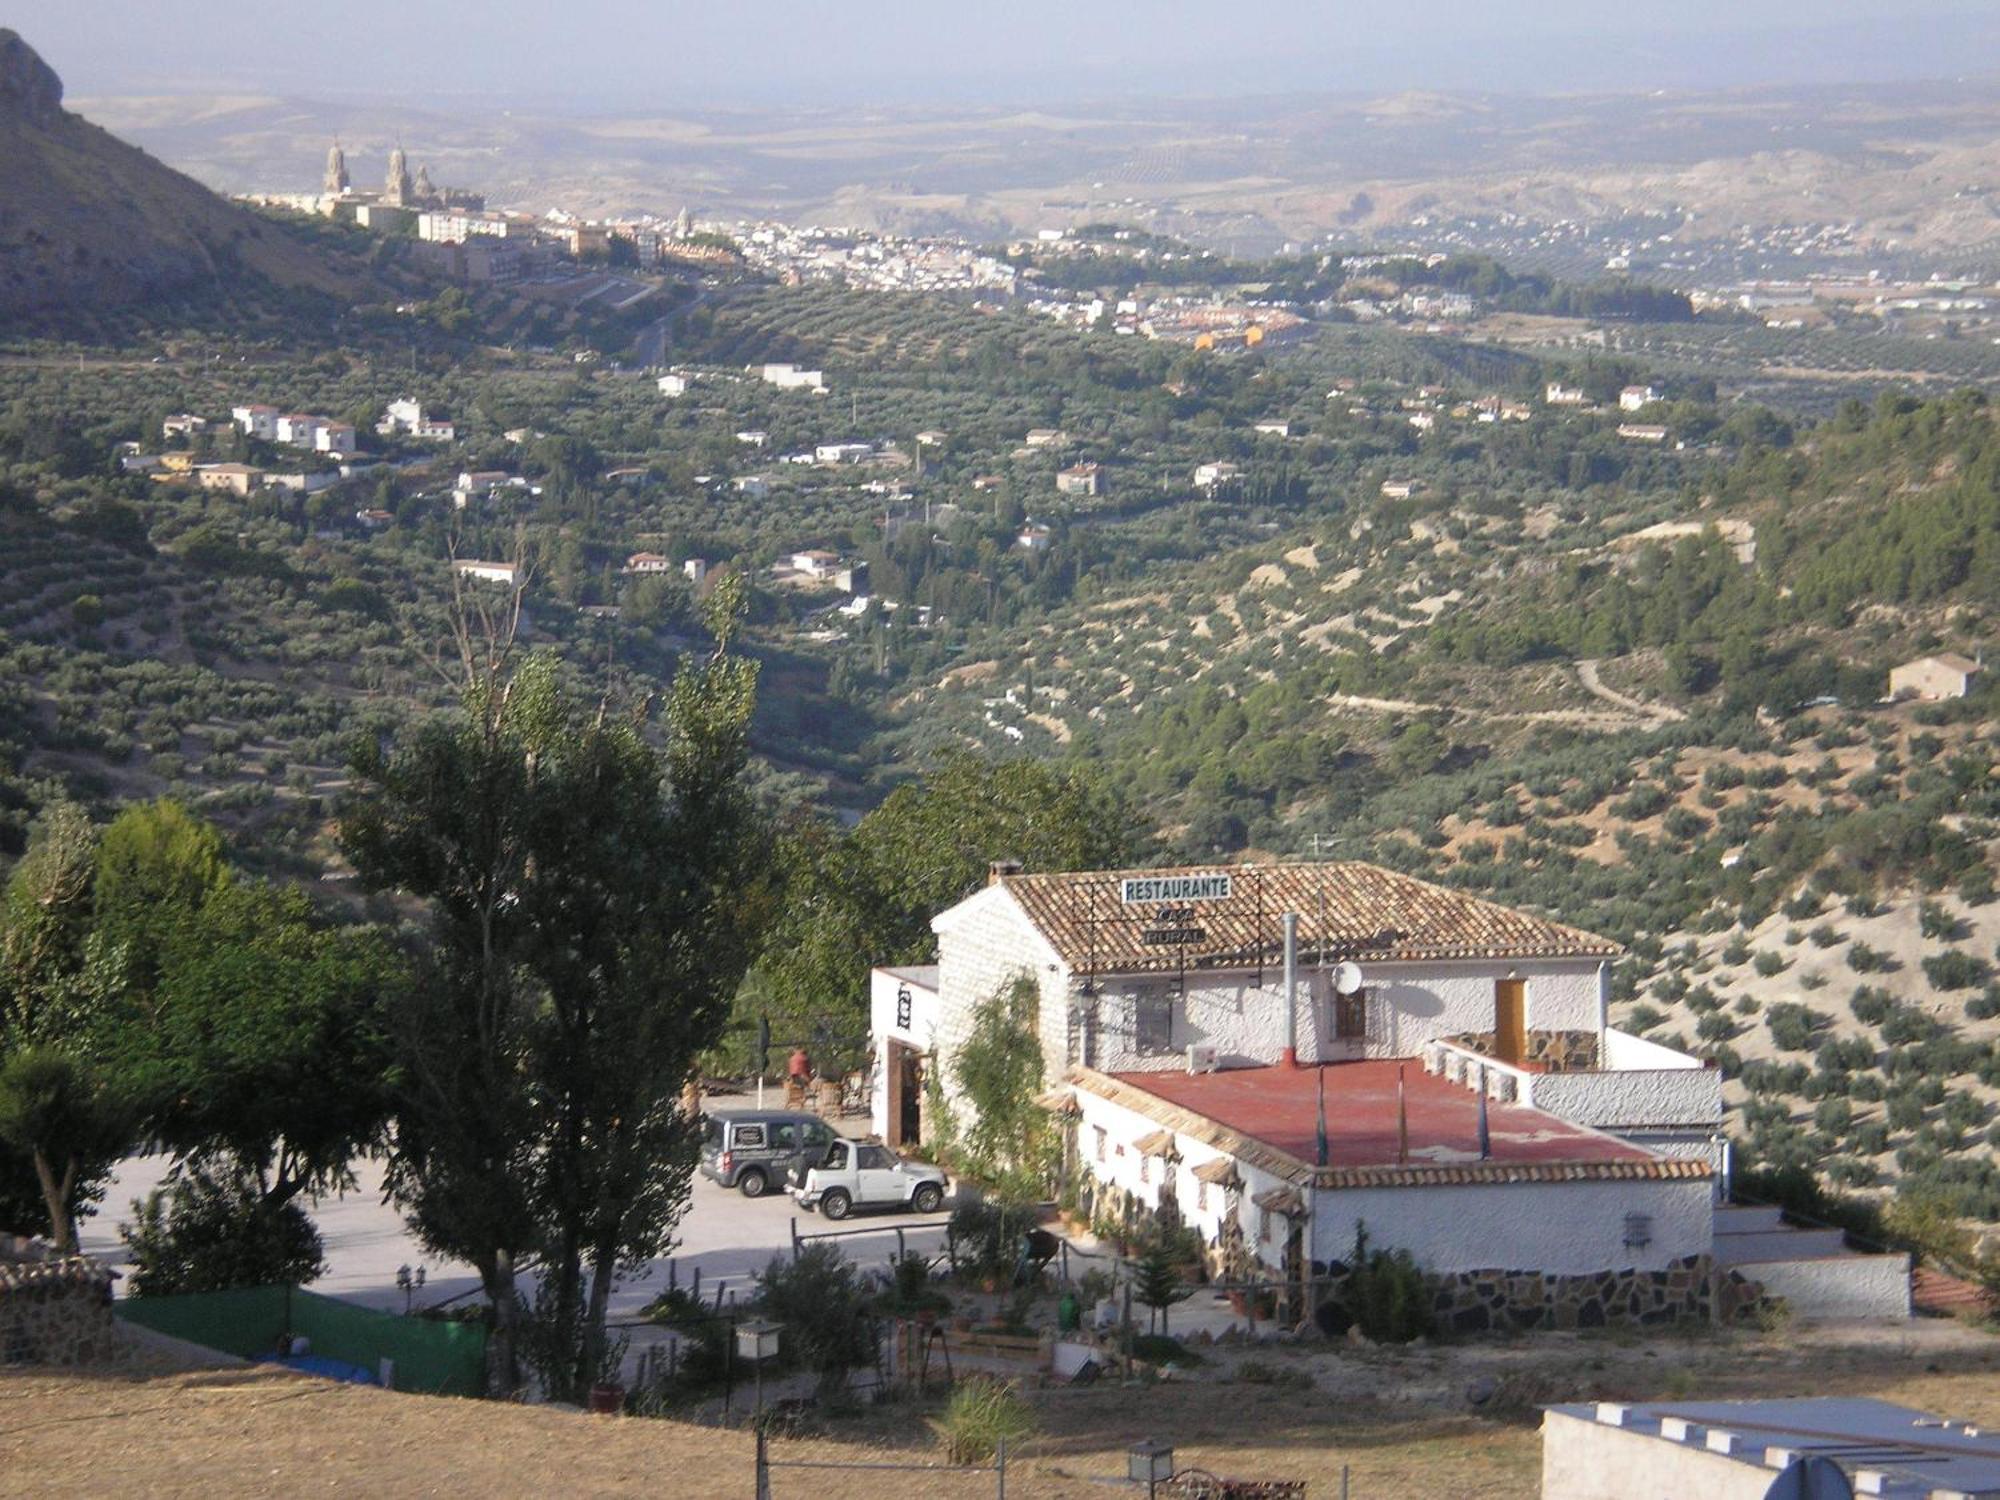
[10,1315,2000,1499]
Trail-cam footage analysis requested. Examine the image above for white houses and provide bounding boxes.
[657,373,690,397]
[231,404,279,440]
[1193,462,1240,490]
[1889,652,1981,701]
[379,398,457,442]
[1618,384,1662,411]
[758,363,826,393]
[897,862,1734,1318]
[1055,462,1101,497]
[453,559,520,587]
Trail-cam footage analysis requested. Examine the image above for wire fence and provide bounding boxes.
[755,1431,1011,1500]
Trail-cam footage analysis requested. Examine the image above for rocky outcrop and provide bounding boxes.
[0,29,353,323]
[0,29,62,128]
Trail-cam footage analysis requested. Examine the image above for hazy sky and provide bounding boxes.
[18,0,2000,109]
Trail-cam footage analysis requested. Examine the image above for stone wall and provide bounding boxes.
[0,1232,119,1366]
[1422,1254,1763,1333]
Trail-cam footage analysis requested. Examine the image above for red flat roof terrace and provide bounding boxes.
[1104,1059,1655,1171]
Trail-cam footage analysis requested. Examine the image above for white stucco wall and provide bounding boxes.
[868,967,940,1141]
[1531,1064,1723,1133]
[923,886,1612,1091]
[1079,957,1607,1076]
[1541,1411,1781,1500]
[927,886,1068,1127]
[1071,1086,1713,1279]
[1738,1253,1911,1321]
[1315,1175,1714,1276]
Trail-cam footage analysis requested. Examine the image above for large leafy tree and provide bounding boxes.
[756,755,1135,1045]
[342,598,767,1398]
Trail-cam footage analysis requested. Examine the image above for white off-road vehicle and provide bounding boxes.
[792,1139,948,1220]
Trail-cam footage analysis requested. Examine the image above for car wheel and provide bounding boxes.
[738,1168,769,1199]
[911,1183,944,1214]
[821,1189,852,1221]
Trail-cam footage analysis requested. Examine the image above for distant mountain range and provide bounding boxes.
[58,74,2000,269]
[0,29,351,324]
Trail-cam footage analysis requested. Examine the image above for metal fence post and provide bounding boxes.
[996,1436,1006,1500]
[790,1216,800,1262]
[755,1428,771,1500]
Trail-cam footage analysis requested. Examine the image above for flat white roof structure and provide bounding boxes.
[1543,1397,2000,1500]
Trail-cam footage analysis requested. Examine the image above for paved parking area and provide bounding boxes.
[83,1143,954,1380]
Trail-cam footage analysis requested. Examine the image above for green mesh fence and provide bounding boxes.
[117,1285,488,1396]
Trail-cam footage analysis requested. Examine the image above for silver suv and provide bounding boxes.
[698,1110,835,1198]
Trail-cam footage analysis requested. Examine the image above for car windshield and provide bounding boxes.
[823,1141,848,1170]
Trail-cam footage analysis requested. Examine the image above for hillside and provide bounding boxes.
[0,30,354,325]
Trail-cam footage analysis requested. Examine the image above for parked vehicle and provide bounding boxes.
[698,1109,837,1198]
[793,1139,948,1220]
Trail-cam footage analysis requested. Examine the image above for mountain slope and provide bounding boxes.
[0,29,353,323]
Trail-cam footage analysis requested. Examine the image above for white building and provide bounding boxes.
[275,414,322,447]
[1889,652,1981,701]
[815,442,874,464]
[683,558,708,586]
[379,398,456,442]
[1545,382,1589,407]
[1194,462,1240,490]
[231,404,278,440]
[1618,385,1662,412]
[315,422,357,457]
[893,862,1748,1316]
[787,549,841,579]
[1252,419,1291,437]
[1542,1398,1992,1500]
[758,363,827,393]
[453,560,520,587]
[658,373,690,397]
[623,551,675,575]
[162,413,210,439]
[733,475,770,498]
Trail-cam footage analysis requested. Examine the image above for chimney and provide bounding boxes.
[988,858,1024,885]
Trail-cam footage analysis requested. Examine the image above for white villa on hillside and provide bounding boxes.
[869,862,1908,1326]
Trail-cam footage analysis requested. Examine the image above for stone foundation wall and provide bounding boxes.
[1423,1254,1763,1333]
[0,1232,119,1366]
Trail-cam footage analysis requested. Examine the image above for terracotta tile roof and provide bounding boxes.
[1133,1129,1179,1158]
[1001,861,1618,976]
[1191,1157,1242,1187]
[1251,1185,1307,1216]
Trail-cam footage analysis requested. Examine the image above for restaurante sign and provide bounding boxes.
[1119,874,1233,905]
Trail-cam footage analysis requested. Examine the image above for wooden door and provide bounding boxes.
[1494,979,1526,1065]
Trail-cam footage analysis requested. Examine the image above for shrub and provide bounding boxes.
[1752,951,1787,978]
[1765,1002,1826,1053]
[1850,986,1895,1025]
[1339,1223,1433,1344]
[754,1243,877,1393]
[1809,924,1846,949]
[123,1161,326,1296]
[932,1377,1036,1464]
[1923,951,1990,992]
[1847,942,1893,974]
[948,1198,1040,1280]
[1920,901,1969,942]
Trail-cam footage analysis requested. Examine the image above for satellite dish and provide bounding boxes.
[1333,962,1365,996]
[1762,1457,1854,1500]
